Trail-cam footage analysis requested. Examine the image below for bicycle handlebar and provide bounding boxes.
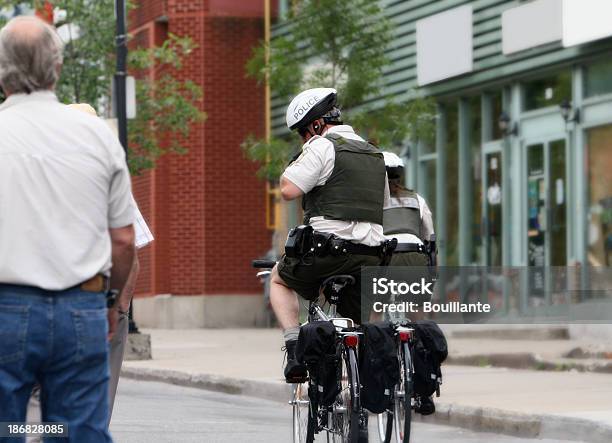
[252,259,277,269]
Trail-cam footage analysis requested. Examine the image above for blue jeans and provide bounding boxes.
[0,285,113,443]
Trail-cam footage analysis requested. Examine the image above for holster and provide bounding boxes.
[380,238,398,266]
[425,234,438,280]
[285,225,314,258]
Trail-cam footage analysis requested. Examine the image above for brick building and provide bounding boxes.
[129,0,273,327]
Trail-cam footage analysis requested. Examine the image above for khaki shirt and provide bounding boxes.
[0,91,134,290]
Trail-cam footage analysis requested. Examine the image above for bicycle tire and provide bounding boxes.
[376,411,393,443]
[393,342,413,443]
[292,382,313,443]
[331,346,361,443]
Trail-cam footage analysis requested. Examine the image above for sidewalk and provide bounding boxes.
[122,329,612,441]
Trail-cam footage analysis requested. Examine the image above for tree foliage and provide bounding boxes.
[0,1,205,174]
[243,0,436,180]
[128,34,204,173]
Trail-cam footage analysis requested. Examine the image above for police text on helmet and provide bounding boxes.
[293,96,319,121]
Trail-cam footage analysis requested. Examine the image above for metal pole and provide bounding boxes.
[114,0,139,333]
[264,0,271,144]
[115,0,128,151]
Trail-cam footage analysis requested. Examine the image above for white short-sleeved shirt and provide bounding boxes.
[282,125,390,246]
[0,91,135,290]
[384,193,435,245]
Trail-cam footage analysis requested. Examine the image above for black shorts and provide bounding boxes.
[277,253,381,322]
[390,251,428,267]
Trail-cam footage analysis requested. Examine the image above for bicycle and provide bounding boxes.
[252,259,364,443]
[376,323,414,443]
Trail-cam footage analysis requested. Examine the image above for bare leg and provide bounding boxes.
[270,264,307,382]
[270,264,300,330]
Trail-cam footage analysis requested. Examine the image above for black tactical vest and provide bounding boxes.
[302,133,386,225]
[383,188,423,239]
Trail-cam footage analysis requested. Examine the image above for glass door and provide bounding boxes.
[525,139,568,305]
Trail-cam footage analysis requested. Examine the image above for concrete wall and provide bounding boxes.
[569,301,612,341]
[133,294,268,329]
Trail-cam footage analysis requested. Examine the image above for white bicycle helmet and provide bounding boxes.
[382,151,404,168]
[286,87,339,131]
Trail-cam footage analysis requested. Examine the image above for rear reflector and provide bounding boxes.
[343,334,359,347]
[399,331,412,342]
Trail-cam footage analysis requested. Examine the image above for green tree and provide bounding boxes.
[127,34,204,173]
[243,0,435,180]
[0,1,205,175]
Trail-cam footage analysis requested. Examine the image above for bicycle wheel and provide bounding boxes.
[393,342,413,443]
[376,411,393,442]
[331,346,361,443]
[292,383,313,443]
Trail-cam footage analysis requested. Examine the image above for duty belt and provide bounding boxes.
[394,243,425,253]
[312,232,384,257]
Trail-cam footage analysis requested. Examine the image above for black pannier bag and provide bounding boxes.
[409,320,447,398]
[295,321,340,406]
[359,322,399,414]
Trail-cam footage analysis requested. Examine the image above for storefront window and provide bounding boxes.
[470,97,483,264]
[584,59,612,98]
[485,91,503,141]
[445,103,459,265]
[523,71,571,111]
[586,125,612,266]
[486,152,503,267]
[419,159,437,218]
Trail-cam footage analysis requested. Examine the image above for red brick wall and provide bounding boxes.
[201,15,268,293]
[129,0,166,31]
[131,0,270,298]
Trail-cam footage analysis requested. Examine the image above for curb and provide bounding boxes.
[451,326,570,341]
[121,366,612,442]
[417,403,612,443]
[121,366,291,403]
[446,353,612,373]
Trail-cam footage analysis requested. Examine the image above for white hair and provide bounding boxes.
[0,16,64,94]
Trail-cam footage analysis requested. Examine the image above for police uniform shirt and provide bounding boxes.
[384,193,435,245]
[282,125,390,247]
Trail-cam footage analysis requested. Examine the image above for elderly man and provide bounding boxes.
[0,16,134,443]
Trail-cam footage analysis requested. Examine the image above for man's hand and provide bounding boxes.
[107,304,119,341]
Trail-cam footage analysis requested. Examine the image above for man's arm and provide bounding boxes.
[109,225,136,294]
[118,254,140,313]
[419,196,435,241]
[281,138,333,200]
[280,175,304,200]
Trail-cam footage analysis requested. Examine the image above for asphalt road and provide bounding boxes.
[110,379,567,443]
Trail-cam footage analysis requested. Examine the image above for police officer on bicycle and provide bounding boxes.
[269,87,390,383]
[382,151,435,268]
[383,151,439,415]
